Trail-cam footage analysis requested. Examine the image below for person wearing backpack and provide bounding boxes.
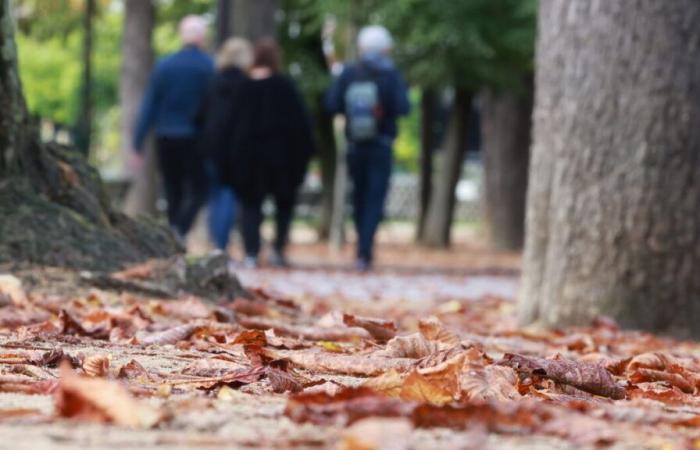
[326,25,410,271]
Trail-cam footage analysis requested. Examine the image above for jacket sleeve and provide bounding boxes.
[394,71,411,117]
[132,63,163,152]
[324,67,348,114]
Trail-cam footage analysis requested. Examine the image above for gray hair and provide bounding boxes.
[216,37,254,70]
[179,15,207,47]
[358,25,393,55]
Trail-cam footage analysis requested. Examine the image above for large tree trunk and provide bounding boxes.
[480,81,532,251]
[520,0,700,338]
[416,88,436,242]
[122,0,157,217]
[0,0,179,271]
[227,0,279,41]
[421,89,471,247]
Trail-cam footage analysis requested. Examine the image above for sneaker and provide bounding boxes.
[270,250,290,269]
[354,258,372,273]
[242,256,258,269]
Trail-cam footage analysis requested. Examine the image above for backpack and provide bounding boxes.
[344,65,383,142]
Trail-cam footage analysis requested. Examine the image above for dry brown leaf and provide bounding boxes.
[498,353,626,399]
[82,354,111,377]
[117,360,156,382]
[54,371,161,428]
[342,314,397,342]
[380,333,439,359]
[238,316,371,341]
[266,367,303,393]
[233,329,267,346]
[460,365,520,401]
[418,316,460,347]
[267,349,415,376]
[137,323,201,346]
[630,368,695,394]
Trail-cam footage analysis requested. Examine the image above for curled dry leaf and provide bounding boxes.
[627,352,700,374]
[380,333,438,359]
[238,316,371,342]
[82,354,111,377]
[54,371,161,428]
[117,359,156,382]
[58,309,111,340]
[365,354,464,405]
[418,316,460,347]
[233,329,267,346]
[137,323,201,346]
[266,367,303,393]
[498,353,626,400]
[461,365,520,402]
[629,368,695,394]
[266,348,415,376]
[342,314,397,342]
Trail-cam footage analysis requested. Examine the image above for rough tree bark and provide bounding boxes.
[520,0,700,338]
[416,88,436,242]
[421,89,471,247]
[480,81,532,251]
[122,0,158,217]
[0,0,179,271]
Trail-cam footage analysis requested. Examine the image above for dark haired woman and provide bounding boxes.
[223,38,316,268]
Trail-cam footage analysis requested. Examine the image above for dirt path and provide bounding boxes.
[0,257,697,449]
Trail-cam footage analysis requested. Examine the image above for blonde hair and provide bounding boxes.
[216,38,254,70]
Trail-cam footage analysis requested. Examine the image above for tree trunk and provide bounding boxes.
[480,81,532,251]
[421,89,471,248]
[0,0,179,271]
[228,0,279,41]
[416,88,436,242]
[121,0,157,217]
[74,0,95,156]
[520,0,700,338]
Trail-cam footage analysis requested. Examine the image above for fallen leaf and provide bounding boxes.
[267,349,415,376]
[82,354,111,377]
[630,368,695,394]
[54,370,161,428]
[418,317,460,347]
[343,314,397,342]
[460,365,520,401]
[498,353,626,399]
[380,333,438,359]
[137,323,201,346]
[233,329,267,346]
[266,367,303,393]
[117,360,156,382]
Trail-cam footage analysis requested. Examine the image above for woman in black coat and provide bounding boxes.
[223,38,316,268]
[197,38,253,252]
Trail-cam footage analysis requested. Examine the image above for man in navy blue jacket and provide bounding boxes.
[326,25,410,271]
[131,15,214,240]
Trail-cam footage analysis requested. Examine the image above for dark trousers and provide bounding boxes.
[206,162,237,251]
[348,141,393,263]
[156,136,207,237]
[240,193,296,258]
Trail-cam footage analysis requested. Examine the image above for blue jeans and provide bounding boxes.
[348,140,393,263]
[206,162,237,251]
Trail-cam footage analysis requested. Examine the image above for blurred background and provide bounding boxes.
[10,0,535,266]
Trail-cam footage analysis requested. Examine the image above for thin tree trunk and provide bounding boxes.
[520,0,700,338]
[416,88,436,242]
[74,0,95,156]
[421,89,471,248]
[228,0,279,41]
[480,80,532,251]
[122,0,157,217]
[216,0,232,45]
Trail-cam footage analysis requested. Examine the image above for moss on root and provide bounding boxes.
[0,142,180,271]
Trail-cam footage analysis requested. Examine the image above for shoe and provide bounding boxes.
[242,256,258,269]
[354,258,372,273]
[270,250,290,269]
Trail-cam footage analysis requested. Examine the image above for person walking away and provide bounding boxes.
[325,25,410,271]
[224,38,316,268]
[197,38,254,253]
[130,15,214,242]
